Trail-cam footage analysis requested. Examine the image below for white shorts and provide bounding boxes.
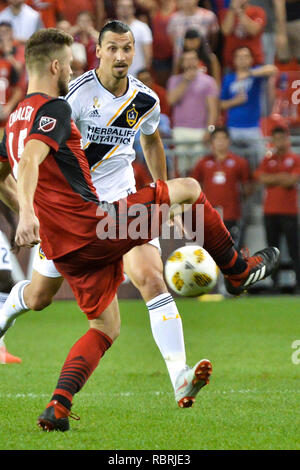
[0,230,12,271]
[32,186,161,279]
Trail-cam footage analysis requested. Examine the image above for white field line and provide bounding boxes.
[0,389,299,399]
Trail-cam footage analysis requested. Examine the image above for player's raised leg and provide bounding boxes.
[166,178,280,295]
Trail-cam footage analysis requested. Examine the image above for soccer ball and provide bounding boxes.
[164,245,219,297]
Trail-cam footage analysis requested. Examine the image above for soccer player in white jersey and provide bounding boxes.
[0,22,280,409]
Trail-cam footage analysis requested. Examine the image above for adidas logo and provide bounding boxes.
[89,109,101,117]
[244,266,266,286]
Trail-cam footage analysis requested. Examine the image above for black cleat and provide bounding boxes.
[224,247,280,296]
[37,400,79,432]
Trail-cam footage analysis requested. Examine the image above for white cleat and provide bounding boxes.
[175,359,212,408]
[0,310,15,339]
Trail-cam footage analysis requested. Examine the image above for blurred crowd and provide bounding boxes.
[0,0,300,291]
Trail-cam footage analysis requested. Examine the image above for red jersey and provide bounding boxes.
[0,93,101,260]
[61,0,95,24]
[26,0,66,28]
[220,6,266,68]
[191,153,250,220]
[254,151,300,215]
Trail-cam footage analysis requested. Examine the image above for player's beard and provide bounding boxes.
[112,64,128,80]
[58,72,70,97]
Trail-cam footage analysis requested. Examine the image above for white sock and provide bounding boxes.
[0,281,30,331]
[146,293,187,389]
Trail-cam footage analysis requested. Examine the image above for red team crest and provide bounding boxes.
[38,116,57,132]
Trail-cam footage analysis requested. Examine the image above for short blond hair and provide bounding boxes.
[25,28,73,73]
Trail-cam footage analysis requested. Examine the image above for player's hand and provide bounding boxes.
[15,213,41,248]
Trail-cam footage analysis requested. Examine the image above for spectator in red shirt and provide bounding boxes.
[26,0,65,28]
[254,126,300,292]
[72,10,99,72]
[0,21,26,95]
[0,51,23,131]
[150,0,176,87]
[220,0,266,69]
[191,126,251,248]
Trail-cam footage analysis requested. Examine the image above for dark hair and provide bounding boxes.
[25,28,73,72]
[233,45,253,57]
[210,126,231,140]
[0,21,12,28]
[183,30,212,75]
[271,125,289,136]
[184,29,201,40]
[98,20,134,45]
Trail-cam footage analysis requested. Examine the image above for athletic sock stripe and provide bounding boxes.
[18,281,30,310]
[147,298,174,311]
[60,372,87,380]
[147,295,173,308]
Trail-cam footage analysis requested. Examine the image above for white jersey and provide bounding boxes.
[65,69,160,202]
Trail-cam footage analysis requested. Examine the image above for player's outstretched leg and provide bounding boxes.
[167,179,280,293]
[37,296,120,431]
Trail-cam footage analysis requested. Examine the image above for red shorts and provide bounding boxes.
[54,180,170,320]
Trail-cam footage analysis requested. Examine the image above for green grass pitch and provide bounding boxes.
[0,296,300,450]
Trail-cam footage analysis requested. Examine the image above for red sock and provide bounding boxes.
[51,328,112,410]
[185,192,247,274]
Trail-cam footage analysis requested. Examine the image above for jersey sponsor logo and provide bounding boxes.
[38,116,57,133]
[126,105,138,127]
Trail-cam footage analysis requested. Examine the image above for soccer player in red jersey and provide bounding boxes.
[0,28,279,431]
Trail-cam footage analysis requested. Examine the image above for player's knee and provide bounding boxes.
[183,177,201,201]
[89,319,121,342]
[26,290,53,311]
[132,267,165,295]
